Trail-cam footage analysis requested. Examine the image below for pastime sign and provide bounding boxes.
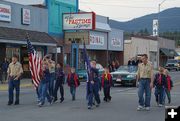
[0,4,11,22]
[63,12,96,30]
[22,8,30,25]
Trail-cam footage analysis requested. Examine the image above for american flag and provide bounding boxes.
[26,35,42,88]
[83,43,92,97]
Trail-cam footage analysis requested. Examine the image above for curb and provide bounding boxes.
[174,81,180,86]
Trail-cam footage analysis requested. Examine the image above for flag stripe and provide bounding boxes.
[27,37,42,88]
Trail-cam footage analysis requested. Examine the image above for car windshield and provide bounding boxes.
[167,59,178,63]
[117,66,138,73]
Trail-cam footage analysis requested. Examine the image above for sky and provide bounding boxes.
[4,0,180,22]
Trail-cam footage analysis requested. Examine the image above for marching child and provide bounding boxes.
[53,63,65,103]
[101,67,112,102]
[154,67,166,107]
[38,58,52,107]
[164,69,173,104]
[67,67,80,101]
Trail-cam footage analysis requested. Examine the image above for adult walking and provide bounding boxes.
[7,55,23,105]
[1,58,9,84]
[136,54,153,111]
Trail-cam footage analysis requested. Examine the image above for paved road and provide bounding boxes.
[0,86,180,121]
[0,71,180,121]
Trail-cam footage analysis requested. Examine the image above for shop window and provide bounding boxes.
[6,47,20,62]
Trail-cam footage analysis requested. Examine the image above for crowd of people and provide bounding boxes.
[4,54,113,110]
[1,53,173,111]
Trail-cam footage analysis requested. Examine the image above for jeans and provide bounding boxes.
[36,86,40,101]
[54,80,64,100]
[8,79,20,103]
[49,73,55,97]
[164,88,171,103]
[138,79,151,107]
[154,86,165,105]
[70,86,76,100]
[39,82,52,105]
[88,82,101,107]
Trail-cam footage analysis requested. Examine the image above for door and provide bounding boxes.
[71,43,79,69]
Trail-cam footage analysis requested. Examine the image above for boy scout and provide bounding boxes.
[7,55,23,105]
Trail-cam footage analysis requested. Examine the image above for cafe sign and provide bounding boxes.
[0,4,11,22]
[63,12,96,30]
[111,38,122,47]
[90,35,104,46]
[22,8,30,25]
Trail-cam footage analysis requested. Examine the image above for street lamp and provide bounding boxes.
[158,0,168,36]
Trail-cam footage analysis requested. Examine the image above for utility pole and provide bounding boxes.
[158,0,168,36]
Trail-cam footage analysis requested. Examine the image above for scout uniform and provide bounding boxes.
[137,61,152,108]
[7,62,23,105]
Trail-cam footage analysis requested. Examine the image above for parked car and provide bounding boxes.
[165,59,180,71]
[110,66,138,87]
[77,63,104,81]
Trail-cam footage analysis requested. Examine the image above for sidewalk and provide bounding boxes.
[0,79,33,91]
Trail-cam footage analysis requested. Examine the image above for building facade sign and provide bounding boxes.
[90,35,104,46]
[153,19,158,36]
[111,38,122,47]
[0,4,11,22]
[63,12,96,30]
[109,28,124,51]
[22,8,30,25]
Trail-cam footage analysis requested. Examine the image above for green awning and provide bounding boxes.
[160,48,178,57]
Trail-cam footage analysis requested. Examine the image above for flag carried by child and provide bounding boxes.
[83,43,92,98]
[26,34,42,88]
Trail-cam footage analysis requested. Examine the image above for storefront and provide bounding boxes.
[0,27,57,77]
[79,30,109,68]
[0,1,57,77]
[63,12,111,69]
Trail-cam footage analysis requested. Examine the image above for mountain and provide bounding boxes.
[109,7,180,33]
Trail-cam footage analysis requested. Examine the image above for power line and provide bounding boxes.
[80,1,158,9]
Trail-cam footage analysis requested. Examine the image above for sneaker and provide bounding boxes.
[88,106,92,109]
[103,97,107,102]
[96,104,100,107]
[7,102,13,106]
[72,96,75,101]
[168,100,171,104]
[53,98,58,103]
[38,102,43,107]
[137,105,144,111]
[158,104,163,107]
[14,101,19,105]
[145,107,150,111]
[60,98,64,103]
[49,100,53,105]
